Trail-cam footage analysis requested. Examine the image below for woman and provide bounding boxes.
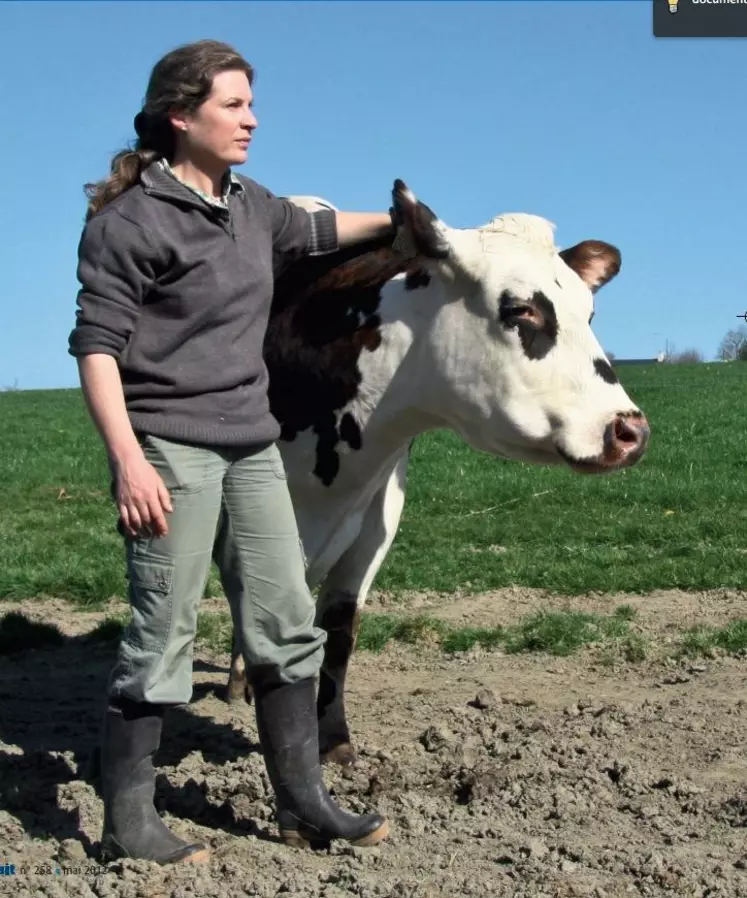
[69,38,396,865]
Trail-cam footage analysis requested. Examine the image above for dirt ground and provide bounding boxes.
[1,587,746,898]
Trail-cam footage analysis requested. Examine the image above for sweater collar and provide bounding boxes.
[140,160,244,213]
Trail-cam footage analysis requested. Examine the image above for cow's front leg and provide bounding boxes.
[213,505,253,705]
[227,633,253,705]
[315,450,410,765]
[316,590,360,765]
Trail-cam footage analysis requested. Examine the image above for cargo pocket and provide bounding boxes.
[124,552,175,653]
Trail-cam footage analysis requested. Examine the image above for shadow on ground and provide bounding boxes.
[0,619,264,855]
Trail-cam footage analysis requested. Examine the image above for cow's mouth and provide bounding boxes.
[555,445,625,474]
[555,414,650,474]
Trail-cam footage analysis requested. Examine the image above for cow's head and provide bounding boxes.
[391,180,649,473]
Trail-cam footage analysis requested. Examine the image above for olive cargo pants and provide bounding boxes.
[108,435,326,705]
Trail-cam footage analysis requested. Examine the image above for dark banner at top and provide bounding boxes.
[654,0,747,36]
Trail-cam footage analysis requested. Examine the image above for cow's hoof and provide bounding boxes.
[226,680,253,706]
[321,742,357,767]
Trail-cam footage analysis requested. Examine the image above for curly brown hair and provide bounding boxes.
[84,39,254,219]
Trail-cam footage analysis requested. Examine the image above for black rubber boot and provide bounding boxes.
[254,678,389,848]
[99,700,210,864]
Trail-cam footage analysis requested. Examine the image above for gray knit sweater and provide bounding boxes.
[68,162,337,447]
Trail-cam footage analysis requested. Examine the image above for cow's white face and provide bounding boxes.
[394,184,649,472]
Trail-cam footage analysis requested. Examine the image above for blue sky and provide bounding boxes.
[1,0,744,390]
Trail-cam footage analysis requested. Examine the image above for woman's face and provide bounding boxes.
[172,69,257,169]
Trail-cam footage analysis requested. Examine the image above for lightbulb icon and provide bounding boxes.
[669,0,679,12]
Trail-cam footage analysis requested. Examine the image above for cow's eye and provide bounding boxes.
[500,304,537,327]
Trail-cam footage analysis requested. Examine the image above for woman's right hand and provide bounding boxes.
[75,355,173,539]
[113,450,173,539]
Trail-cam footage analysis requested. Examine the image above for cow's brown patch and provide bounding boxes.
[265,237,420,486]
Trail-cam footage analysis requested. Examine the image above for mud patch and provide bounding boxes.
[1,590,746,897]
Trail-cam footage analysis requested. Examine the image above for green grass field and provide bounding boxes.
[1,361,746,609]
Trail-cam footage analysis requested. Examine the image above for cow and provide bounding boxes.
[219,179,650,767]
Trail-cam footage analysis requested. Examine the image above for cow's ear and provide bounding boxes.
[390,179,491,287]
[559,240,621,293]
[391,180,450,260]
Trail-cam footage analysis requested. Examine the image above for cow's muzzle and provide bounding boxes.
[558,412,650,474]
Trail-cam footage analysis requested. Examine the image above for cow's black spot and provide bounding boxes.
[594,358,618,384]
[405,268,431,290]
[499,291,558,361]
[313,410,342,487]
[339,412,362,451]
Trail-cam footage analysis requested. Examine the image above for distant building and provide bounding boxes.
[611,354,665,366]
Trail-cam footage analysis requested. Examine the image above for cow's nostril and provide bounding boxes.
[611,413,650,458]
[615,416,639,446]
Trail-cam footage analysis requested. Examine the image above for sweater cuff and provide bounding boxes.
[68,323,127,359]
[306,209,338,256]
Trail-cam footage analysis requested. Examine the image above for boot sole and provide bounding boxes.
[179,848,211,864]
[352,819,389,846]
[100,840,211,865]
[281,819,389,849]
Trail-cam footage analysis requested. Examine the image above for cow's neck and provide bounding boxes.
[344,275,450,443]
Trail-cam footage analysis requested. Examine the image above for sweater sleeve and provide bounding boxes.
[68,212,162,359]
